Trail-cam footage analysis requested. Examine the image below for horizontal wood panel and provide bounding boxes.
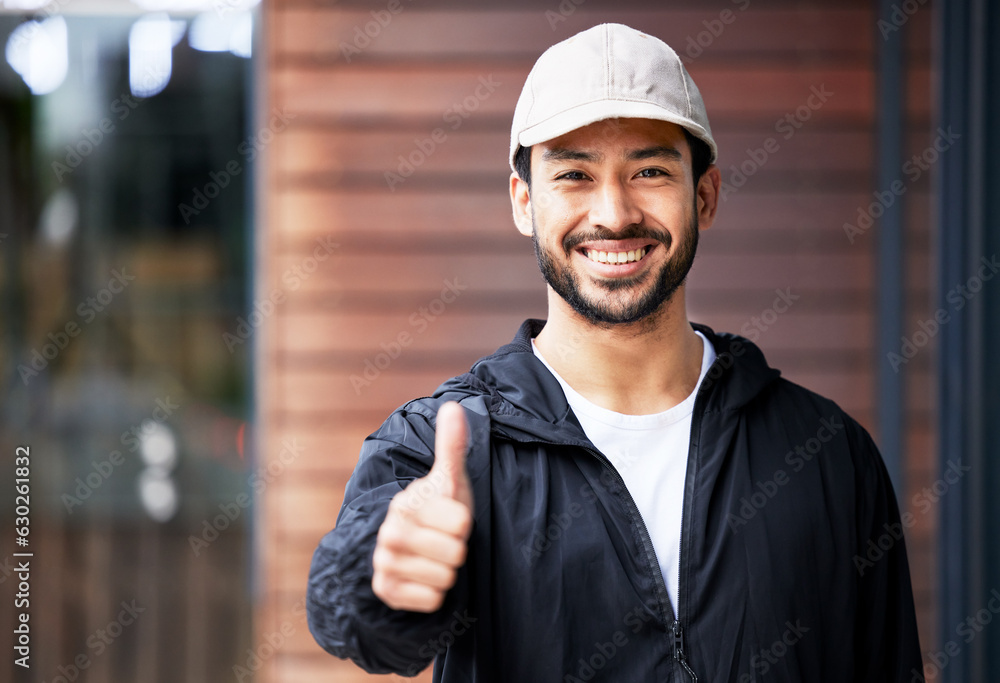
[276,312,532,354]
[904,422,935,475]
[274,65,877,118]
[282,618,345,658]
[274,9,875,59]
[784,366,931,416]
[271,479,350,541]
[273,66,929,122]
[264,431,377,472]
[274,370,469,413]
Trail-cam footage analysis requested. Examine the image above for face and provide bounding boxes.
[510,118,720,327]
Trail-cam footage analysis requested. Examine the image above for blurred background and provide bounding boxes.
[1,0,997,682]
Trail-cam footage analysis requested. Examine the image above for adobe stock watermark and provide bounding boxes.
[188,438,305,556]
[740,620,810,681]
[350,277,467,393]
[51,92,141,182]
[179,107,296,225]
[878,0,929,40]
[853,458,970,576]
[4,0,74,62]
[211,0,255,18]
[719,84,833,201]
[62,396,180,514]
[400,610,479,677]
[17,268,135,386]
[844,126,960,244]
[700,289,799,396]
[521,500,587,564]
[384,75,502,191]
[738,288,799,342]
[912,587,1000,682]
[50,63,172,182]
[222,235,340,352]
[726,415,845,533]
[339,0,414,61]
[42,600,145,683]
[395,447,469,516]
[562,604,655,682]
[545,0,585,31]
[680,0,752,63]
[521,468,623,563]
[887,254,998,372]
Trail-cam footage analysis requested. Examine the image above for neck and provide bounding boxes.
[534,286,704,415]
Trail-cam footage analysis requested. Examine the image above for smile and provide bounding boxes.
[583,247,649,264]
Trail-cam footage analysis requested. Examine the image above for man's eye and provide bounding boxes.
[556,171,588,181]
[636,168,668,178]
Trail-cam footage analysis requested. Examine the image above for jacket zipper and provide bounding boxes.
[576,444,698,681]
[672,620,697,682]
[671,347,724,683]
[501,430,698,681]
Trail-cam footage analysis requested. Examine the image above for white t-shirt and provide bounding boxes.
[532,332,716,615]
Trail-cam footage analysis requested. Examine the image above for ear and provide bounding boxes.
[695,164,722,231]
[510,172,533,237]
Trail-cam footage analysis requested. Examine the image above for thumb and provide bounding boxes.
[431,401,470,503]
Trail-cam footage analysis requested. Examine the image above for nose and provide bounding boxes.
[588,179,643,232]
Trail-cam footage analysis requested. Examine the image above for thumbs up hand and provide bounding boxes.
[372,402,475,612]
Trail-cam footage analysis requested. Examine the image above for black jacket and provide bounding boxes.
[307,319,923,682]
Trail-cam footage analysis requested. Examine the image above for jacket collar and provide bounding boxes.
[440,318,781,444]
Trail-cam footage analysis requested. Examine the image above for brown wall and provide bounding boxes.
[258,1,935,680]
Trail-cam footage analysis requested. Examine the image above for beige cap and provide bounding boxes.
[509,23,717,172]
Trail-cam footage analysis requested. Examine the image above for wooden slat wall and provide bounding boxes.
[259,1,936,680]
[0,520,250,681]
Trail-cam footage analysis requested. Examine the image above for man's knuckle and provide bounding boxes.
[371,545,393,571]
[377,521,409,550]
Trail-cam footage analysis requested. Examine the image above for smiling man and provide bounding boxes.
[308,23,923,682]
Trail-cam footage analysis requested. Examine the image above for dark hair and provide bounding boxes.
[683,129,713,185]
[513,128,713,189]
[514,143,532,187]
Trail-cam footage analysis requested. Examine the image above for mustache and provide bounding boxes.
[562,224,673,252]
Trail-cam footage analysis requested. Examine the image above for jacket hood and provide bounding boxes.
[437,318,782,444]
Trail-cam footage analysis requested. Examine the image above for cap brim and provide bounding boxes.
[512,99,717,168]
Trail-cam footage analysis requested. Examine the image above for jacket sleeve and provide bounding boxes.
[848,418,925,682]
[306,399,472,676]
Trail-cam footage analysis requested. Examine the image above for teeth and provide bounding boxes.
[585,247,647,264]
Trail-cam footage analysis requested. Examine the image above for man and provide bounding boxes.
[308,23,923,682]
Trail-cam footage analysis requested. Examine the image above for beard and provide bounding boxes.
[532,208,699,327]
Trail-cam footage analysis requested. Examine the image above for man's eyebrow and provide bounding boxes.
[626,146,684,162]
[540,146,684,163]
[541,148,601,163]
